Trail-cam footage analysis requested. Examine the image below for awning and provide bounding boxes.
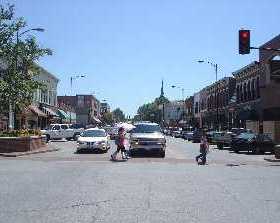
[43,107,59,117]
[57,109,69,120]
[28,105,47,117]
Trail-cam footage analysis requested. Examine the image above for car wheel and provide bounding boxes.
[66,137,72,141]
[73,134,79,141]
[217,144,223,150]
[46,134,50,142]
[254,146,261,155]
[159,150,165,158]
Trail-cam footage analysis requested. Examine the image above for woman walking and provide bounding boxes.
[111,127,128,160]
[196,132,209,165]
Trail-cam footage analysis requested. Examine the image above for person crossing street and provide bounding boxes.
[111,127,129,160]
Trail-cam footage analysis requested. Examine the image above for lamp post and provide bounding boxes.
[9,28,45,130]
[197,60,219,130]
[171,85,186,125]
[69,75,86,123]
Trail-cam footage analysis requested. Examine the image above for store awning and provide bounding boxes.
[57,109,69,120]
[43,107,59,117]
[29,105,47,117]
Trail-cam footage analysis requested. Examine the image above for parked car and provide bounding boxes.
[129,122,166,157]
[231,133,275,154]
[192,129,203,143]
[215,131,234,150]
[173,130,182,138]
[76,128,110,153]
[41,124,83,142]
[206,130,216,143]
[182,131,193,141]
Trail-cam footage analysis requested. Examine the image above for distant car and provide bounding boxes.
[192,129,203,143]
[129,122,166,157]
[182,131,193,141]
[215,131,234,150]
[231,133,275,154]
[76,128,110,153]
[41,124,83,142]
[206,131,216,143]
[109,127,119,140]
[215,129,253,150]
[173,130,182,138]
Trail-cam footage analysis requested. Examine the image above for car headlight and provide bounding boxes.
[130,139,139,144]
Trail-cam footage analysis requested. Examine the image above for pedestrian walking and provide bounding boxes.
[111,127,128,160]
[195,132,209,165]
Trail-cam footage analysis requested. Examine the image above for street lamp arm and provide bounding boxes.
[18,28,45,37]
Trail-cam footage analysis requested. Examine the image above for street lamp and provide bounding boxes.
[70,75,86,94]
[8,27,45,130]
[171,85,186,124]
[171,85,185,101]
[197,59,219,130]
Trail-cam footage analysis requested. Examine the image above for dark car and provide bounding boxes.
[192,129,203,143]
[206,131,216,143]
[231,133,275,154]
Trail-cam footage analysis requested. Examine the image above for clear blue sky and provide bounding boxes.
[6,0,280,116]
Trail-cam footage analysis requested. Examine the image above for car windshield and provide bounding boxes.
[237,133,256,140]
[132,124,161,133]
[81,130,106,137]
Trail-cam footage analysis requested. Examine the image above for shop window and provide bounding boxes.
[243,83,247,101]
[256,77,260,98]
[251,79,255,100]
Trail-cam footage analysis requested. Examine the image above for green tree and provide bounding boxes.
[112,108,125,123]
[0,4,52,116]
[101,112,114,125]
[136,102,161,123]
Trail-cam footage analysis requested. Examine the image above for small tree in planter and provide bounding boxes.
[0,4,52,130]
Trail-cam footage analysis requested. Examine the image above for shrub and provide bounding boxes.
[0,129,42,137]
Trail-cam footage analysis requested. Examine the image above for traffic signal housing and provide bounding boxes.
[239,30,250,54]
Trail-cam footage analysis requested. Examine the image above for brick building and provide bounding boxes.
[58,95,101,126]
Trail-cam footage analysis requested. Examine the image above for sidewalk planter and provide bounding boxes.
[0,136,46,153]
[274,145,280,159]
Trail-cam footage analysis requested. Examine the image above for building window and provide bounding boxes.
[256,77,260,98]
[251,79,255,100]
[195,102,199,114]
[247,80,251,101]
[243,83,247,102]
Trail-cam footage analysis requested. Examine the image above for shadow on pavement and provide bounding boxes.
[75,150,108,154]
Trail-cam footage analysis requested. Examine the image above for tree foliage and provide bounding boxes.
[112,108,125,123]
[0,4,52,112]
[136,102,162,123]
[101,112,114,125]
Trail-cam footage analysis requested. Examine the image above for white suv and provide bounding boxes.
[41,124,83,142]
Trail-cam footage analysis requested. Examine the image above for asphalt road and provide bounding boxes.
[0,136,279,222]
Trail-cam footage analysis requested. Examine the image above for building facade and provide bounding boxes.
[184,96,194,127]
[164,100,185,126]
[58,95,101,126]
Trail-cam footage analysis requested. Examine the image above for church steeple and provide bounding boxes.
[160,79,164,97]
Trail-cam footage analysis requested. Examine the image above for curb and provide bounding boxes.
[264,157,280,162]
[0,147,60,157]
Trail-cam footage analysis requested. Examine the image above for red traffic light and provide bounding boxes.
[239,30,250,54]
[241,31,249,39]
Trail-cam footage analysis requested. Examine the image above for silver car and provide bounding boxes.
[76,128,110,153]
[129,123,166,157]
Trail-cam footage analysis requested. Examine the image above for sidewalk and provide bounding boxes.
[0,144,59,157]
